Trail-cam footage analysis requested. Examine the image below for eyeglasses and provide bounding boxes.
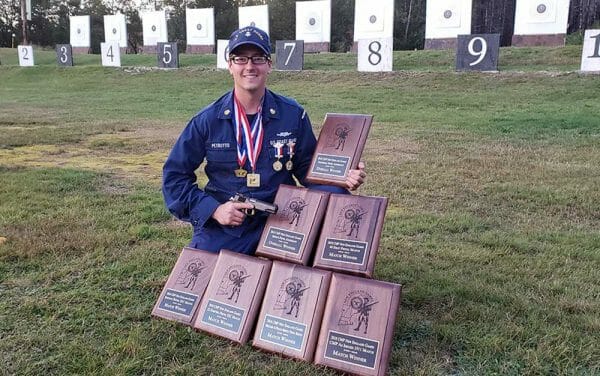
[230,55,270,65]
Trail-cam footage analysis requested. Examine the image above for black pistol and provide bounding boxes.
[229,193,278,216]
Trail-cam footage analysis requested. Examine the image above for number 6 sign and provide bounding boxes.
[456,34,500,72]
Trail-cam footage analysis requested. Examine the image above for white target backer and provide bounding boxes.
[187,8,215,45]
[104,14,127,47]
[238,4,269,35]
[142,10,168,46]
[216,39,230,70]
[296,0,331,43]
[69,15,91,48]
[18,45,34,66]
[354,0,394,41]
[425,0,472,39]
[513,0,569,35]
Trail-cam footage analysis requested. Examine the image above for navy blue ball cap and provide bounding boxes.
[228,26,271,57]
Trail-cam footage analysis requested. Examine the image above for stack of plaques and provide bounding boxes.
[314,273,401,376]
[252,261,332,361]
[151,247,218,325]
[255,185,330,265]
[312,193,388,278]
[193,249,272,344]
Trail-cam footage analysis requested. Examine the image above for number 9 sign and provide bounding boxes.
[456,34,500,72]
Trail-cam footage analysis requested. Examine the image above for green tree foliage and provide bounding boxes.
[1,0,600,50]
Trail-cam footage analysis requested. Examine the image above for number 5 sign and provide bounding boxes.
[157,42,179,68]
[580,29,600,72]
[456,34,500,72]
[275,40,304,71]
[357,37,393,72]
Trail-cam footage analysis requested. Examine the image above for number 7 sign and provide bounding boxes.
[275,40,304,71]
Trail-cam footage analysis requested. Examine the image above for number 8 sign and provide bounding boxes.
[357,37,393,72]
[456,34,500,72]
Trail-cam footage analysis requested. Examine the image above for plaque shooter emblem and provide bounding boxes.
[217,265,250,303]
[273,278,309,318]
[326,123,351,152]
[281,197,309,226]
[338,291,378,335]
[334,204,368,238]
[175,258,207,290]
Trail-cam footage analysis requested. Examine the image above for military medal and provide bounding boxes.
[247,173,260,187]
[273,142,284,172]
[234,168,247,177]
[233,93,264,188]
[286,141,296,170]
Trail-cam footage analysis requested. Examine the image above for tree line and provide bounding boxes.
[1,0,599,52]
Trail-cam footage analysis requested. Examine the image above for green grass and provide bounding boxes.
[1,46,599,375]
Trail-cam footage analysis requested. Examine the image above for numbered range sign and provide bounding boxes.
[101,42,121,67]
[275,40,304,71]
[581,29,600,72]
[56,44,73,66]
[157,42,179,68]
[216,39,229,69]
[357,37,393,72]
[456,34,500,72]
[18,45,34,67]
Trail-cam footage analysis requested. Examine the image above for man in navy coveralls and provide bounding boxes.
[162,26,366,254]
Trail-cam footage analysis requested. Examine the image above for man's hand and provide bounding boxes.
[346,161,366,191]
[211,201,254,226]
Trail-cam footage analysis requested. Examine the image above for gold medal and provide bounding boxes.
[273,160,283,171]
[247,173,260,187]
[285,160,293,170]
[234,168,247,178]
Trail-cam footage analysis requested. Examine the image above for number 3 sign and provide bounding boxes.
[358,37,393,72]
[456,34,500,72]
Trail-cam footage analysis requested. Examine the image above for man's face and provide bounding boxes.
[228,44,272,95]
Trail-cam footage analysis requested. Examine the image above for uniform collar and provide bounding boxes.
[218,89,281,122]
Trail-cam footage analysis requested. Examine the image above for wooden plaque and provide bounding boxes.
[151,247,218,325]
[306,113,373,187]
[193,250,272,344]
[255,185,330,265]
[314,273,401,376]
[252,261,331,361]
[313,194,387,278]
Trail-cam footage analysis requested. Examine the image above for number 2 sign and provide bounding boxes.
[18,45,34,67]
[456,34,500,72]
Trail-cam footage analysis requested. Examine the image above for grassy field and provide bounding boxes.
[0,46,599,375]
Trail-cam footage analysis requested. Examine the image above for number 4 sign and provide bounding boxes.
[456,34,500,72]
[358,38,393,72]
[101,42,121,67]
[275,40,304,71]
[580,29,600,72]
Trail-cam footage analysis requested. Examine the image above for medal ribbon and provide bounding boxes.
[233,94,264,173]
